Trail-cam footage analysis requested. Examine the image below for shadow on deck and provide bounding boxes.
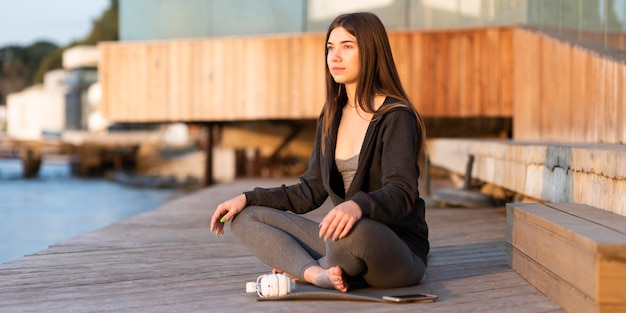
[0,178,563,312]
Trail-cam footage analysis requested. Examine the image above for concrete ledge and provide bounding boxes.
[428,139,626,216]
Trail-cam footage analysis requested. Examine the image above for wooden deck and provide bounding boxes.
[0,178,563,312]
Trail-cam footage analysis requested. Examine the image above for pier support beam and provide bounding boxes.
[20,146,41,178]
[203,123,217,186]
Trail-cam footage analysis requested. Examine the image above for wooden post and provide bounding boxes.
[20,145,42,178]
[203,123,215,186]
[463,154,475,190]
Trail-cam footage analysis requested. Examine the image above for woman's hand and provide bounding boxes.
[319,200,362,241]
[210,194,247,235]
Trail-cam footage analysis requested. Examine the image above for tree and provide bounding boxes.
[0,42,59,104]
[83,0,119,45]
[32,0,119,84]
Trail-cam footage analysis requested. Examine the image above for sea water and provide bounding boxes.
[0,159,189,264]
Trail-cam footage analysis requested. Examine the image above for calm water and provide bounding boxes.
[0,159,189,264]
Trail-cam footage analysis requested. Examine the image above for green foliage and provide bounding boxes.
[82,0,119,45]
[34,0,119,83]
[0,41,59,104]
[32,47,64,85]
[0,0,119,101]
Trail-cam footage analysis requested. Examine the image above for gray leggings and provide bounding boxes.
[230,206,426,288]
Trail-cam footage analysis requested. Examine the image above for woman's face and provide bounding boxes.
[327,26,359,86]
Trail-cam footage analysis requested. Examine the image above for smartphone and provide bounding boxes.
[382,293,438,303]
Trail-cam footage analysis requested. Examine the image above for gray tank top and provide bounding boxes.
[335,154,359,194]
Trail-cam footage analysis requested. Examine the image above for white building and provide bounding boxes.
[6,70,67,140]
[6,46,101,140]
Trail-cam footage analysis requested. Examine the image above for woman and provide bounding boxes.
[210,12,428,292]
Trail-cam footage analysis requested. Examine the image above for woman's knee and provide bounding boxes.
[332,219,384,246]
[229,206,261,234]
[324,219,382,258]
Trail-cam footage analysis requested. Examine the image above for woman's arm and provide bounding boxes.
[210,194,246,235]
[243,118,329,214]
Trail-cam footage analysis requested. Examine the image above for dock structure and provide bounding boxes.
[0,178,562,312]
[0,138,69,177]
[0,132,157,178]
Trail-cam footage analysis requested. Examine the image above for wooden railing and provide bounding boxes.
[98,28,514,122]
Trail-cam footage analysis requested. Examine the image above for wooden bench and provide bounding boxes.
[507,202,626,313]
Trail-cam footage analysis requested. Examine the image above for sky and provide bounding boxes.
[0,0,110,47]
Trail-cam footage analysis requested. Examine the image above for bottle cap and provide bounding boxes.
[245,282,257,293]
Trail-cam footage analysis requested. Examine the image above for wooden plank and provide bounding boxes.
[499,28,514,117]
[510,245,626,313]
[508,203,626,307]
[388,32,411,98]
[510,28,626,145]
[546,203,626,235]
[570,46,587,142]
[0,179,562,312]
[408,31,426,113]
[554,38,571,142]
[509,204,598,298]
[472,30,485,116]
[512,28,541,140]
[446,31,461,116]
[194,40,211,118]
[457,30,473,116]
[418,32,436,116]
[508,245,598,313]
[604,61,619,144]
[618,64,626,144]
[485,28,501,116]
[433,32,449,116]
[98,27,626,144]
[288,34,325,119]
[539,36,555,141]
[98,28,516,122]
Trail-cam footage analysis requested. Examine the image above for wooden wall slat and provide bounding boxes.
[434,32,449,116]
[471,31,485,116]
[569,48,586,142]
[405,33,428,116]
[485,28,501,116]
[457,31,472,116]
[587,54,602,142]
[583,53,596,143]
[500,29,514,117]
[288,34,325,119]
[554,37,571,142]
[98,28,515,123]
[604,59,618,144]
[99,27,625,145]
[512,28,626,145]
[615,64,626,143]
[512,29,541,141]
[540,36,554,141]
[447,32,461,116]
[388,32,411,101]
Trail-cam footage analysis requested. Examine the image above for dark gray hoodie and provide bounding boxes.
[245,97,429,264]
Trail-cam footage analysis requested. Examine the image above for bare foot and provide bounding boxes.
[272,268,301,282]
[303,265,348,292]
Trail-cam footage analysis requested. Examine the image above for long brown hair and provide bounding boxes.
[321,12,427,165]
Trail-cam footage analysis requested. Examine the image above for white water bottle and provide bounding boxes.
[246,273,295,298]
